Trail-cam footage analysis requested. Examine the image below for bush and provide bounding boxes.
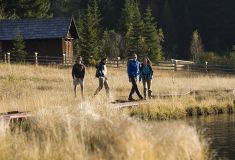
[230,52,235,64]
[199,52,218,63]
[198,51,235,65]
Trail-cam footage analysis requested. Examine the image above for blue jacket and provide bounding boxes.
[127,59,140,78]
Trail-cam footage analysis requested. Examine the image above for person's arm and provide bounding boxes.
[72,65,75,79]
[139,63,142,82]
[82,65,85,79]
[149,65,153,78]
[127,60,131,79]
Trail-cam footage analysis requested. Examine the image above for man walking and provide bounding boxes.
[127,53,143,101]
[72,56,85,98]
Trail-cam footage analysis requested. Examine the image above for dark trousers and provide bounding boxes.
[128,76,143,99]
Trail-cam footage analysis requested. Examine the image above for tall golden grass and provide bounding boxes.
[0,63,233,159]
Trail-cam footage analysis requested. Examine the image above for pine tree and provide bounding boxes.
[11,34,28,62]
[162,0,177,58]
[0,0,18,19]
[79,0,102,65]
[119,0,135,34]
[101,30,110,58]
[2,0,51,18]
[0,6,6,19]
[143,6,163,62]
[190,30,203,63]
[101,30,122,58]
[123,1,145,57]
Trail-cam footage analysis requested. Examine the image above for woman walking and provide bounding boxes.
[94,58,110,97]
[139,56,153,99]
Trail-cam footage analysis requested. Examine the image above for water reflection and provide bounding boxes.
[189,114,235,160]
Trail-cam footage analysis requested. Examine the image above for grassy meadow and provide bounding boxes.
[0,63,234,159]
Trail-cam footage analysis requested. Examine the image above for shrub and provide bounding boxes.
[199,52,218,63]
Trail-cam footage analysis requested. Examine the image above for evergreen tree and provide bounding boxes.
[0,0,18,19]
[119,0,135,34]
[79,0,102,65]
[143,6,163,62]
[0,0,6,19]
[101,30,122,58]
[49,0,71,17]
[123,1,145,57]
[190,30,203,63]
[162,0,177,58]
[11,34,28,62]
[101,30,110,58]
[0,6,6,19]
[2,0,51,18]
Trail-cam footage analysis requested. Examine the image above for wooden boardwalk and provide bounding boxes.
[111,89,235,109]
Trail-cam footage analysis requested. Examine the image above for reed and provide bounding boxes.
[0,63,233,159]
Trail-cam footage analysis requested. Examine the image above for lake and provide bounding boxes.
[189,114,235,160]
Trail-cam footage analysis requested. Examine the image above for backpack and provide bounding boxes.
[95,63,102,78]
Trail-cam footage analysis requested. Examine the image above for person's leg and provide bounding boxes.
[78,78,84,99]
[104,79,110,97]
[128,77,135,100]
[131,77,143,99]
[94,77,104,95]
[74,85,77,97]
[142,79,147,99]
[73,78,78,97]
[133,77,143,99]
[147,79,152,99]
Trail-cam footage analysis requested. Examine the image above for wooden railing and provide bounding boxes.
[1,53,74,66]
[1,54,234,74]
[155,59,235,74]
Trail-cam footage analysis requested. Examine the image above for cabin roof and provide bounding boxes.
[0,17,78,40]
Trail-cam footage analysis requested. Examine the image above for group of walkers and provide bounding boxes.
[72,53,153,101]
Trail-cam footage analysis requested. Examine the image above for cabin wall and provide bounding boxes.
[62,38,74,62]
[2,38,63,57]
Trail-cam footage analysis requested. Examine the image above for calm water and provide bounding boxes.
[189,114,235,160]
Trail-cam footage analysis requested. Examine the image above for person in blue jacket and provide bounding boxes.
[127,53,143,101]
[139,56,153,99]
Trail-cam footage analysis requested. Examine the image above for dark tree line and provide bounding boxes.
[1,0,235,63]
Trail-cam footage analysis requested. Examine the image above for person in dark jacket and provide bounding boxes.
[72,56,85,98]
[139,56,153,99]
[127,53,143,101]
[94,58,110,96]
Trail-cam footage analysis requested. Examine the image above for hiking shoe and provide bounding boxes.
[139,96,144,100]
[128,97,135,101]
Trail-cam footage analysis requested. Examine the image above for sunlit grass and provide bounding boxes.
[0,63,234,159]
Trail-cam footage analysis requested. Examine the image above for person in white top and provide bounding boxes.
[94,58,110,97]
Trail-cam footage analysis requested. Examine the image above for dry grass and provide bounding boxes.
[0,63,233,159]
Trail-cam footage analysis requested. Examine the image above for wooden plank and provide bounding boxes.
[111,100,148,109]
[111,89,235,109]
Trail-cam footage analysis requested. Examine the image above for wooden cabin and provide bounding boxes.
[0,17,78,63]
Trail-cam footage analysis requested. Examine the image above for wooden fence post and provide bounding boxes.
[35,52,38,66]
[4,53,7,63]
[205,61,208,73]
[7,52,10,64]
[174,60,177,71]
[63,53,66,65]
[117,57,120,68]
